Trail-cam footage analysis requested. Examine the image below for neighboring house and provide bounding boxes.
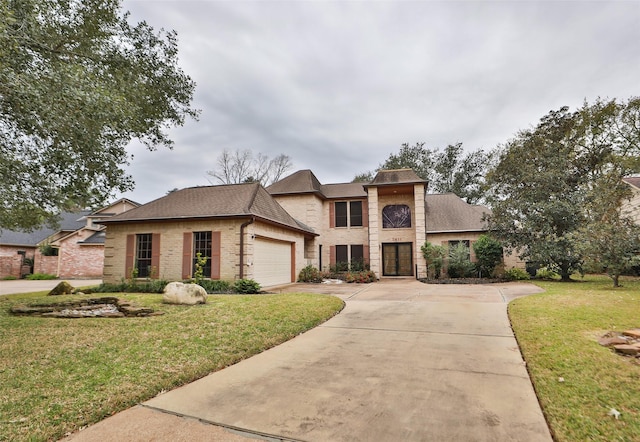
[0,199,138,279]
[101,168,508,287]
[622,177,640,225]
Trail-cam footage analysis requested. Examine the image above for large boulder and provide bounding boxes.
[48,281,75,296]
[162,282,207,305]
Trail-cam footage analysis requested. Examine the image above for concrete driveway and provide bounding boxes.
[67,279,551,441]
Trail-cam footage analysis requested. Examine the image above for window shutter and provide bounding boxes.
[329,202,335,228]
[362,200,369,227]
[364,245,370,265]
[125,234,135,278]
[211,231,221,279]
[151,234,161,279]
[182,232,192,279]
[330,245,336,265]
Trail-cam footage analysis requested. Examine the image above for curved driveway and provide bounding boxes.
[66,279,551,441]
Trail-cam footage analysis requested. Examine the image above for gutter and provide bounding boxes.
[239,217,255,279]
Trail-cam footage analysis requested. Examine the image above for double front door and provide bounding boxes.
[382,242,413,276]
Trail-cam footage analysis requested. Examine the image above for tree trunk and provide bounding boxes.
[560,265,572,282]
[611,273,620,288]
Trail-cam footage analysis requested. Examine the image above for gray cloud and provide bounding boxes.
[119,0,640,203]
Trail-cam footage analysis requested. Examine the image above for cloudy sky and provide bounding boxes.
[119,0,640,204]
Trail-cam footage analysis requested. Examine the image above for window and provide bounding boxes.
[136,233,153,277]
[382,205,411,228]
[350,201,363,227]
[193,231,212,278]
[448,240,471,260]
[350,244,366,271]
[335,202,348,227]
[333,200,364,228]
[335,245,348,271]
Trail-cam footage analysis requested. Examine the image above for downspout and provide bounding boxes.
[239,217,255,279]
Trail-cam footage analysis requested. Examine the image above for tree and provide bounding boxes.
[486,97,640,282]
[472,235,503,278]
[0,0,198,231]
[421,241,446,279]
[447,242,475,278]
[207,149,293,186]
[357,142,491,203]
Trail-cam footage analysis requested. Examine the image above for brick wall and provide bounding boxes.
[0,246,35,278]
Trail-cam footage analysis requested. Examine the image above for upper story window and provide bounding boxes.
[382,204,411,228]
[333,201,363,228]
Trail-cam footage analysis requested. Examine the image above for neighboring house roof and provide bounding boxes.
[88,198,141,217]
[100,183,317,236]
[267,169,367,199]
[366,169,426,187]
[623,176,640,189]
[425,193,490,233]
[0,211,90,247]
[78,230,107,245]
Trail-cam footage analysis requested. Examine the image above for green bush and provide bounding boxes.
[298,265,323,283]
[2,275,18,280]
[504,267,531,281]
[535,267,559,280]
[25,273,57,280]
[197,279,233,293]
[233,279,261,294]
[421,241,446,279]
[473,235,503,278]
[447,242,475,278]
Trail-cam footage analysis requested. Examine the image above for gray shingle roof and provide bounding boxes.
[0,211,90,247]
[101,183,316,235]
[425,193,490,233]
[79,230,106,244]
[367,169,426,186]
[267,170,367,199]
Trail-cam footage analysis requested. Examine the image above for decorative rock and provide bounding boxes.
[163,282,207,305]
[622,329,640,339]
[598,336,629,347]
[47,281,75,296]
[613,344,640,356]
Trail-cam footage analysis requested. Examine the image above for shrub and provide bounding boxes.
[473,235,503,278]
[2,275,18,280]
[25,273,57,280]
[233,279,261,294]
[535,267,559,280]
[298,265,323,283]
[345,270,377,283]
[197,279,233,294]
[447,242,475,278]
[421,242,446,279]
[504,267,530,281]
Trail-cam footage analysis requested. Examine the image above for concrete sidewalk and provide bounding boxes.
[64,280,551,441]
[0,279,102,296]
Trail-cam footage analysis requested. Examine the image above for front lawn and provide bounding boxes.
[0,291,344,441]
[509,275,640,442]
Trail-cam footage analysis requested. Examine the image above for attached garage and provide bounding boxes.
[253,237,294,287]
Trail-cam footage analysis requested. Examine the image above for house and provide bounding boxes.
[0,199,138,279]
[101,169,501,286]
[622,177,640,225]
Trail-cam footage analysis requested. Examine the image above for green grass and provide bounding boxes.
[509,275,640,442]
[0,291,344,441]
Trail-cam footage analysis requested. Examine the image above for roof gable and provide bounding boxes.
[623,176,640,190]
[267,170,323,196]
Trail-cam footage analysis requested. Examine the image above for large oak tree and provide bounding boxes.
[1,0,198,230]
[486,97,640,283]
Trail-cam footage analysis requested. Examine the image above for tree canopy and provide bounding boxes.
[357,142,492,204]
[0,0,198,231]
[486,97,640,283]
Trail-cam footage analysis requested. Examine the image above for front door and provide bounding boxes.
[382,243,413,276]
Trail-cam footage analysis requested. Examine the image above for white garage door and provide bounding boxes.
[253,238,292,287]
